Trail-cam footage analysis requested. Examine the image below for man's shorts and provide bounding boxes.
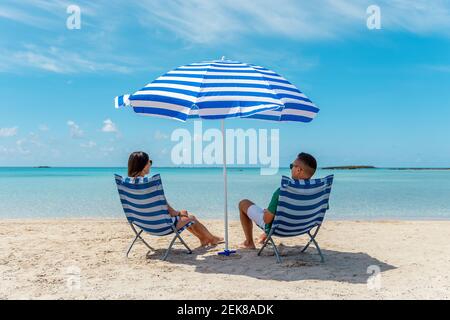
[247,204,265,229]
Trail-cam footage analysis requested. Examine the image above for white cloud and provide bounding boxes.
[0,45,133,74]
[0,0,139,75]
[15,138,31,155]
[101,146,115,152]
[154,130,169,140]
[80,140,96,148]
[39,124,49,132]
[0,127,18,137]
[0,0,99,29]
[0,3,55,29]
[100,146,115,155]
[136,0,450,44]
[101,119,118,133]
[67,120,84,138]
[1,0,450,77]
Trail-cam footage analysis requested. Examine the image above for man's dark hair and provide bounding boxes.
[297,152,317,172]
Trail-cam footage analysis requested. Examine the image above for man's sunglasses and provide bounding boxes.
[149,159,153,166]
[290,163,300,170]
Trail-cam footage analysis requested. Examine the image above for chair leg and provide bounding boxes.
[162,234,178,261]
[257,236,271,256]
[300,237,313,253]
[175,233,192,254]
[257,231,281,263]
[162,232,192,261]
[311,237,325,263]
[300,230,315,253]
[125,232,141,257]
[126,224,155,256]
[138,234,154,251]
[171,225,192,254]
[258,230,274,256]
[301,226,324,262]
[269,237,282,263]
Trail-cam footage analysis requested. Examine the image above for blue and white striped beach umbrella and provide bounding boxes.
[115,59,319,121]
[115,58,319,256]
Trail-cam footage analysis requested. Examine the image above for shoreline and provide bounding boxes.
[1,219,449,299]
[2,217,450,222]
[2,166,450,170]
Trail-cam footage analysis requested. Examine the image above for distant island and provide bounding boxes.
[322,166,376,170]
[34,166,51,168]
[388,167,450,171]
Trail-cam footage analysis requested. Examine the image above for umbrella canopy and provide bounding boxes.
[115,59,319,256]
[115,59,319,122]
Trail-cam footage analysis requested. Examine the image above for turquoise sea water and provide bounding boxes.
[0,167,449,220]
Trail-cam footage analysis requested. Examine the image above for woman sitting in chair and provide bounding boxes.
[128,151,223,247]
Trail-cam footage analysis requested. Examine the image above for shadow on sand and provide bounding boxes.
[144,242,397,284]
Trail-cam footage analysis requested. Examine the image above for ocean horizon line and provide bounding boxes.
[0,166,449,170]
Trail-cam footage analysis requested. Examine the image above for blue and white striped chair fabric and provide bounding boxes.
[258,175,334,263]
[271,175,334,237]
[115,174,194,235]
[115,174,194,259]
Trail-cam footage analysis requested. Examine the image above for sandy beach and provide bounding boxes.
[0,219,449,300]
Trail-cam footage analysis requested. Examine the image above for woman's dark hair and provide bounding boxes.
[128,151,151,177]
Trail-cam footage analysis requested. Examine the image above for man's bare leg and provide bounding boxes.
[238,199,256,249]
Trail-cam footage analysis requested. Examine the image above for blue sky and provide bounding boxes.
[1,0,450,167]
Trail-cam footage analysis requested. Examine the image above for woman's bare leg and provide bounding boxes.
[176,215,223,246]
[190,217,223,246]
[175,210,211,243]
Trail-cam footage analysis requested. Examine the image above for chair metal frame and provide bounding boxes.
[125,221,193,261]
[257,224,324,263]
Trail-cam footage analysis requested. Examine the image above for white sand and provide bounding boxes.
[0,219,449,299]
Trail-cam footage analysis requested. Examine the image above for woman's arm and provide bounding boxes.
[168,204,189,217]
[168,204,180,217]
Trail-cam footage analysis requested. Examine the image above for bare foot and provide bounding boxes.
[257,233,267,245]
[200,240,210,247]
[239,240,256,250]
[200,236,224,247]
[210,236,224,245]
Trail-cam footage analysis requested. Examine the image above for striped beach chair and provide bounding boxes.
[258,175,334,263]
[114,174,194,260]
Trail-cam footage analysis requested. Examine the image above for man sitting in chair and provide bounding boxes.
[238,152,317,249]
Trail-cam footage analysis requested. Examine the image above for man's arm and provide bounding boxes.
[263,188,280,224]
[263,209,275,224]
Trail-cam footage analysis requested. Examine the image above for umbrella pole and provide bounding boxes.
[218,119,236,256]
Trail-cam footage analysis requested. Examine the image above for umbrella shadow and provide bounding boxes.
[145,244,396,284]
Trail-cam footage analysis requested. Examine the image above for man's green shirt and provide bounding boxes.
[265,188,280,234]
